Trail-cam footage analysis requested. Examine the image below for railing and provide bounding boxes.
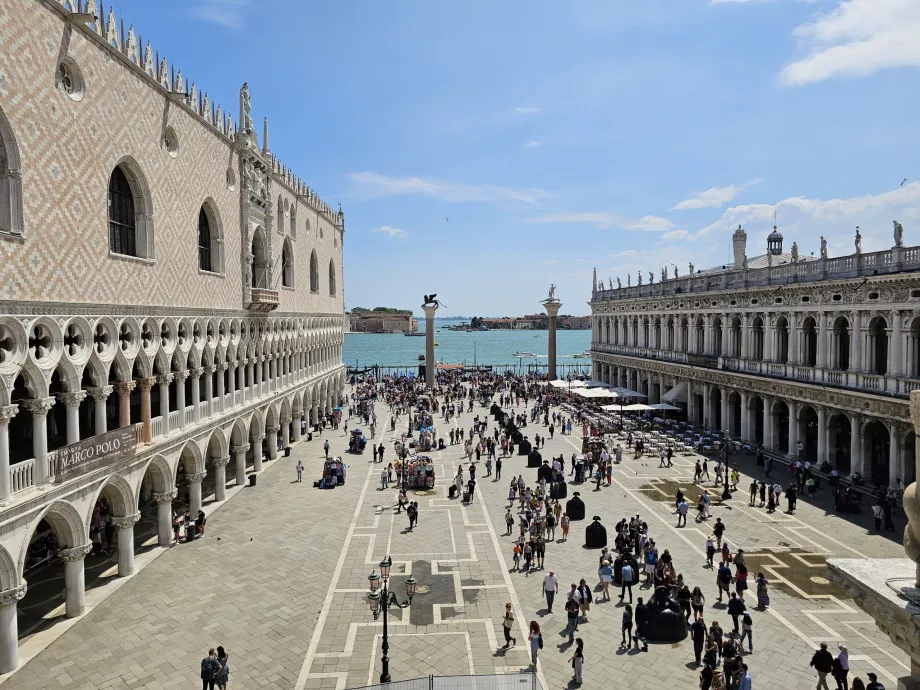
[151,415,164,438]
[223,393,232,409]
[861,375,882,390]
[795,367,813,381]
[904,380,920,393]
[248,288,279,311]
[827,371,843,385]
[168,410,181,430]
[745,361,759,372]
[198,400,209,419]
[768,363,785,377]
[184,405,195,426]
[10,459,34,494]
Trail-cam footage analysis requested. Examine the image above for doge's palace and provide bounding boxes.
[0,0,345,671]
[591,224,919,493]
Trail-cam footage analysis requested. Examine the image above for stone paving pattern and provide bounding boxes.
[3,396,911,690]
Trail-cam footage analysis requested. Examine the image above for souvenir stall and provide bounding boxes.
[348,429,368,453]
[403,455,436,489]
[317,457,346,488]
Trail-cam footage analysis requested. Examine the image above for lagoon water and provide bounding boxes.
[343,318,590,369]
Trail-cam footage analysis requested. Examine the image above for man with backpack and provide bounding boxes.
[200,648,220,690]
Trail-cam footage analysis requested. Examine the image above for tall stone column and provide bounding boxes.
[60,391,86,445]
[22,398,55,485]
[0,583,27,673]
[888,424,901,489]
[245,359,254,401]
[138,377,155,443]
[190,368,202,422]
[906,390,920,585]
[280,417,291,450]
[232,444,250,485]
[763,397,774,450]
[60,543,92,617]
[175,371,188,428]
[114,381,135,429]
[0,405,18,503]
[251,436,265,472]
[423,303,439,387]
[739,392,749,440]
[157,374,173,435]
[89,386,112,435]
[849,415,862,475]
[292,409,302,442]
[890,311,903,377]
[153,489,177,546]
[213,456,230,501]
[850,312,862,373]
[686,380,695,425]
[816,406,827,465]
[720,388,729,434]
[267,427,279,460]
[788,401,799,458]
[817,312,828,369]
[216,363,227,412]
[227,362,236,407]
[203,365,215,415]
[237,360,246,399]
[113,513,140,576]
[543,299,561,381]
[187,472,206,514]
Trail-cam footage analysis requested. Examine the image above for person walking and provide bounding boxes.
[600,560,613,600]
[620,560,634,602]
[810,642,834,690]
[691,615,707,664]
[727,592,745,634]
[570,638,584,685]
[677,498,689,527]
[200,648,220,690]
[621,603,633,646]
[738,663,752,690]
[495,457,502,481]
[296,461,304,482]
[564,593,579,642]
[323,438,330,459]
[865,672,885,690]
[561,513,570,541]
[633,597,649,651]
[543,570,559,612]
[835,643,850,690]
[216,646,229,690]
[740,610,753,652]
[577,579,592,621]
[501,603,516,648]
[527,621,542,666]
[380,468,388,490]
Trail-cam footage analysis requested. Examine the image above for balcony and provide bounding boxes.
[248,288,279,312]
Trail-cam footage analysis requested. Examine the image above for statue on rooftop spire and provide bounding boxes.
[240,83,253,135]
[894,220,904,247]
[855,226,862,254]
[791,241,799,262]
[688,262,694,275]
[627,274,631,287]
[820,236,828,259]
[638,272,643,286]
[673,265,678,279]
[614,277,619,289]
[661,266,667,282]
[649,271,654,285]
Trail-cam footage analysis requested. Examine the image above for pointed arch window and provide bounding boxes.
[328,259,336,296]
[282,240,294,288]
[310,251,319,293]
[0,107,24,236]
[108,166,137,256]
[198,208,212,271]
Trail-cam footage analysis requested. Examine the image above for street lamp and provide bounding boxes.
[367,556,417,683]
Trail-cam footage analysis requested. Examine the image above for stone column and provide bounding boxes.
[741,315,751,360]
[292,409,302,442]
[423,303,439,387]
[267,426,279,460]
[227,362,236,407]
[232,444,249,485]
[850,311,862,373]
[269,357,276,392]
[60,391,87,446]
[60,543,92,617]
[788,401,799,458]
[262,356,270,395]
[153,489,177,546]
[763,396,774,449]
[237,360,246,400]
[720,320,730,358]
[21,398,55,485]
[203,365,215,416]
[817,312,828,369]
[251,436,265,472]
[175,371,188,428]
[114,381,135,429]
[0,405,17,503]
[187,472,206,514]
[113,513,140,576]
[157,374,173,436]
[213,456,230,501]
[88,386,112,435]
[739,392,749,441]
[764,315,774,361]
[280,417,291,450]
[720,388,730,434]
[245,359,254,401]
[0,583,27,673]
[849,415,861,475]
[817,406,827,466]
[890,311,903,377]
[704,315,713,355]
[138,377,155,443]
[190,368,202,422]
[686,380,695,425]
[216,363,227,413]
[888,424,901,489]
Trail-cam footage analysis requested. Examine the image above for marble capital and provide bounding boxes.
[21,397,56,416]
[113,380,136,395]
[267,425,280,433]
[111,513,141,530]
[218,362,229,372]
[58,543,93,562]
[190,367,204,378]
[0,583,28,608]
[203,365,217,375]
[137,376,157,392]
[212,455,231,467]
[157,373,175,386]
[186,472,207,483]
[153,489,178,503]
[88,385,114,402]
[0,404,19,424]
[250,434,266,443]
[174,370,190,382]
[58,390,88,408]
[231,443,251,454]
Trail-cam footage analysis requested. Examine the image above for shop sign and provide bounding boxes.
[54,425,139,482]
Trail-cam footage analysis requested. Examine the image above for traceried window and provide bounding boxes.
[198,208,212,271]
[108,166,137,256]
[282,240,294,288]
[329,259,336,296]
[310,250,319,293]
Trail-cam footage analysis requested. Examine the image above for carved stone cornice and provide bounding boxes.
[58,543,93,562]
[111,512,141,530]
[0,583,27,608]
[153,489,178,504]
[0,405,18,424]
[88,385,114,402]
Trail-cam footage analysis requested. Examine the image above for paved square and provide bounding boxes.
[3,398,911,690]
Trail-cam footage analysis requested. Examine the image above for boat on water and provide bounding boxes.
[417,354,425,360]
[404,332,425,336]
[572,351,591,359]
[511,351,537,358]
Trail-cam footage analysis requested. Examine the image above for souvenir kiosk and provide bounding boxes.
[317,457,346,488]
[403,455,436,490]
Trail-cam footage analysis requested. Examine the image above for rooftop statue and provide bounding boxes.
[820,236,828,259]
[855,226,862,254]
[894,220,904,247]
[791,241,799,262]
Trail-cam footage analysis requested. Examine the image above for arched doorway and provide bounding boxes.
[802,317,817,367]
[863,421,890,486]
[832,317,850,371]
[750,317,764,360]
[774,316,789,363]
[868,316,888,375]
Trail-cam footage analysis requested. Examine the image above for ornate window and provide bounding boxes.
[329,260,336,296]
[0,107,23,236]
[108,166,137,256]
[290,207,297,238]
[310,250,319,293]
[282,240,294,288]
[198,208,212,271]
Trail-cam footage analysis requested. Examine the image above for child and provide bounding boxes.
[512,544,522,570]
[561,513,570,541]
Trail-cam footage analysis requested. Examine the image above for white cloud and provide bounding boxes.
[525,211,620,229]
[515,107,540,114]
[373,225,408,239]
[623,215,676,232]
[541,259,558,265]
[189,0,249,28]
[661,229,690,241]
[611,249,639,258]
[348,172,550,205]
[525,140,542,148]
[781,0,920,86]
[671,179,763,210]
[695,181,920,256]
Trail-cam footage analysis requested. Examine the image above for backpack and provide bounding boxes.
[538,634,543,649]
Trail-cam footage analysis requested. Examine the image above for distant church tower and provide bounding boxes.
[732,225,747,269]
[767,226,783,255]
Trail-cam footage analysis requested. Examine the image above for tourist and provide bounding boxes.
[621,603,633,646]
[200,648,220,690]
[561,513,570,541]
[739,663,752,690]
[619,560,634,602]
[692,586,706,618]
[865,672,885,690]
[495,456,502,481]
[564,593,579,642]
[717,561,733,602]
[835,643,850,690]
[740,609,753,652]
[527,621,542,666]
[633,597,649,651]
[786,484,798,513]
[691,615,707,664]
[700,660,714,690]
[713,518,725,547]
[706,535,717,567]
[501,603,516,648]
[677,498,689,527]
[380,469,388,490]
[577,578,592,621]
[678,583,692,622]
[600,560,613,600]
[323,438,330,458]
[172,512,181,545]
[810,642,834,690]
[542,569,558,612]
[755,572,770,609]
[504,509,514,535]
[570,637,584,684]
[216,646,229,690]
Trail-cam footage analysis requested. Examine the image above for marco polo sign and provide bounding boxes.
[54,425,141,482]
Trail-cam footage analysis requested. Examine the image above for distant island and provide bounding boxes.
[346,307,417,333]
[442,314,590,331]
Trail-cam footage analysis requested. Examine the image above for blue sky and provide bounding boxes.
[130,0,919,316]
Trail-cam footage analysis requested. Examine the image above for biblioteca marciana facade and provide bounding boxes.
[0,0,345,670]
[590,224,919,492]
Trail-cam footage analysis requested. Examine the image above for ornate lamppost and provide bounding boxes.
[367,556,417,683]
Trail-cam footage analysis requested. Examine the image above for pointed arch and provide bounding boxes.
[309,250,319,293]
[252,227,269,289]
[0,105,23,235]
[281,237,294,288]
[328,259,336,296]
[108,156,154,258]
